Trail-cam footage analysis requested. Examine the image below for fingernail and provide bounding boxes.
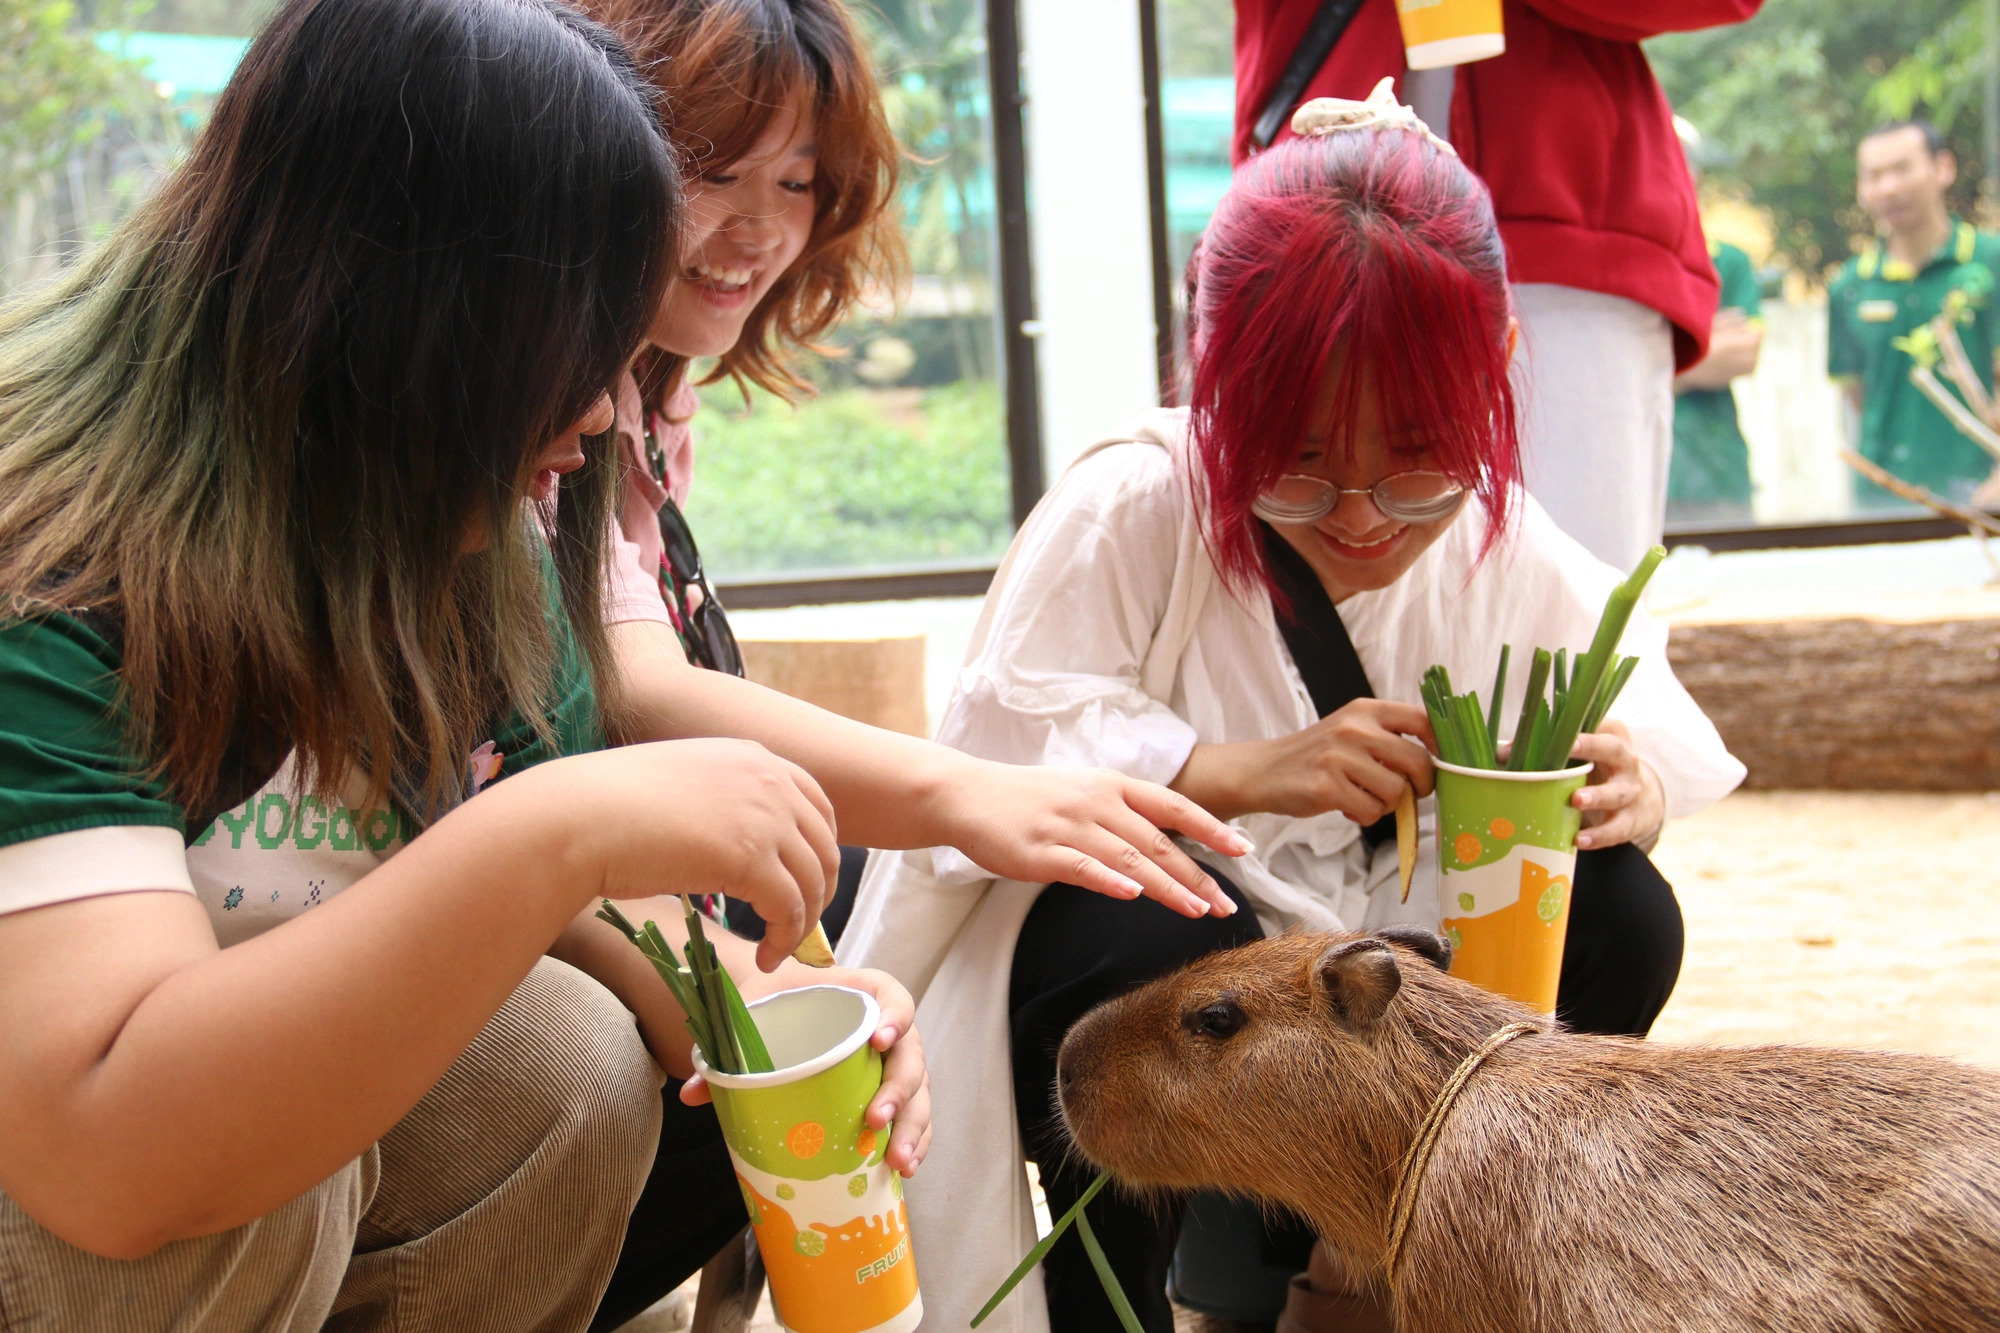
[1118,875,1145,897]
[879,1102,898,1121]
[1229,832,1256,854]
[877,1025,898,1046]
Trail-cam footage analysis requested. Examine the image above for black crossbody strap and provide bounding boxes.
[1260,525,1398,847]
[1250,0,1370,150]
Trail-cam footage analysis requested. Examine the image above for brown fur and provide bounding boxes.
[1057,930,2000,1333]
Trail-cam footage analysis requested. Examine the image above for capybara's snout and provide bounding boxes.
[1053,990,1146,1174]
[1054,928,1463,1196]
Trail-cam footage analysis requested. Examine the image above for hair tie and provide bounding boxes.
[1290,76,1457,158]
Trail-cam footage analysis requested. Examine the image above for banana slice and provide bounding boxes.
[793,922,836,968]
[1397,784,1418,903]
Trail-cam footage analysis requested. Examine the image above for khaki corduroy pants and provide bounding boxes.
[0,956,664,1333]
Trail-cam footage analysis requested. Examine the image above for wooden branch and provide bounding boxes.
[1837,448,2000,537]
[1934,317,1995,420]
[1908,365,2000,465]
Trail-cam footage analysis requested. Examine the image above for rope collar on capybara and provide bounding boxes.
[1383,1019,1544,1280]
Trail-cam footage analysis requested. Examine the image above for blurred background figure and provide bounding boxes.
[1669,115,1765,525]
[1232,0,1762,569]
[1829,119,2000,509]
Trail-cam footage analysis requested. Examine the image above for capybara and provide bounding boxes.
[1056,928,2000,1333]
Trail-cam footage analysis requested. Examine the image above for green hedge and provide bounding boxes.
[682,379,1013,578]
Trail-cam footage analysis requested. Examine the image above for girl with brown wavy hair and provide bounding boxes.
[578,0,905,659]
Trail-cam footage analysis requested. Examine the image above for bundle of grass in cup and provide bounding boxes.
[1421,546,1665,773]
[596,897,774,1075]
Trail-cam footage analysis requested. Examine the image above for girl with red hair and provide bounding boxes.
[844,85,1744,1333]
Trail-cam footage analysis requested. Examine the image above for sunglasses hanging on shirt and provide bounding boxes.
[645,423,745,679]
[645,421,745,924]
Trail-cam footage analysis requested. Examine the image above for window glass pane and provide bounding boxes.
[685,3,1014,582]
[1652,8,1990,533]
[0,0,1013,582]
[1159,0,1235,390]
[0,4,264,294]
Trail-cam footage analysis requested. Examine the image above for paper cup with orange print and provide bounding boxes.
[694,986,920,1333]
[1395,0,1504,70]
[1433,758,1592,1014]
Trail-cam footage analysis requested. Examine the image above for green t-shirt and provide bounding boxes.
[0,561,603,940]
[1828,219,2000,507]
[1670,241,1762,515]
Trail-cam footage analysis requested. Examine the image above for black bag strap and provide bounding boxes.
[1250,0,1370,150]
[1260,524,1398,848]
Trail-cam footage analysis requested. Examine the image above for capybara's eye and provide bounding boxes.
[1183,1000,1247,1040]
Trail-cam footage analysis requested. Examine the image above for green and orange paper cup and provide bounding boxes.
[694,986,921,1333]
[1433,758,1592,1014]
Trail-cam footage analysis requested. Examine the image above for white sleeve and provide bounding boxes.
[935,444,1198,788]
[0,825,194,918]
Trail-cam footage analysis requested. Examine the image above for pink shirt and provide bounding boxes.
[602,371,700,626]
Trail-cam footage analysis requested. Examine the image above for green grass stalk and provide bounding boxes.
[1458,692,1496,768]
[715,966,775,1073]
[1509,648,1551,761]
[974,1172,1115,1326]
[1486,644,1510,748]
[1535,546,1665,770]
[597,897,775,1077]
[1584,655,1641,733]
[1075,1210,1146,1333]
[683,902,747,1073]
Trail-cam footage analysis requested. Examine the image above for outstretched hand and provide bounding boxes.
[935,763,1253,918]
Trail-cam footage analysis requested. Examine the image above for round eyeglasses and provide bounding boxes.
[1250,471,1467,525]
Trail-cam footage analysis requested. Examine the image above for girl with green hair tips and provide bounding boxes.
[0,2,1244,1326]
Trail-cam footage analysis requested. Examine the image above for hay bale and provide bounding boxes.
[738,636,928,738]
[1665,593,2000,790]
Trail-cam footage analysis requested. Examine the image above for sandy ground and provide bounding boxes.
[618,790,2000,1332]
[1647,790,2000,1067]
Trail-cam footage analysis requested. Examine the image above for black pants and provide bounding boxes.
[589,846,869,1330]
[1009,842,1683,1333]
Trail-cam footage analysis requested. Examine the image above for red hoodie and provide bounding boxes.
[1234,0,1761,369]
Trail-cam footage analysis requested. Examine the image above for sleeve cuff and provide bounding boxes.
[0,825,194,918]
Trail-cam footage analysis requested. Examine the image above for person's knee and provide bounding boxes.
[508,959,665,1175]
[1022,872,1262,995]
[409,958,664,1225]
[1579,843,1684,978]
[1562,843,1684,1036]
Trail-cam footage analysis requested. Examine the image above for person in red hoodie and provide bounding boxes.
[1235,0,1760,568]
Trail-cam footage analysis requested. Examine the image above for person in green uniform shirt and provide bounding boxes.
[1670,237,1765,522]
[1829,119,2000,508]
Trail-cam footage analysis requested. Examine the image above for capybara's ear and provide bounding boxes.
[1315,938,1402,1028]
[1375,925,1452,972]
